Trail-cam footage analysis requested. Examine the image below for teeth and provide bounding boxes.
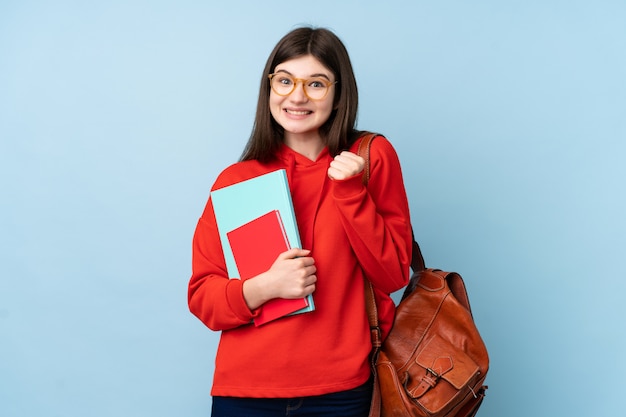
[286,109,311,115]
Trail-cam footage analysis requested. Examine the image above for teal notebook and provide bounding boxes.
[210,169,315,318]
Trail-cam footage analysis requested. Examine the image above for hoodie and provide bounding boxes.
[188,135,412,398]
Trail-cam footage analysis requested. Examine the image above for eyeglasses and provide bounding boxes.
[268,72,337,100]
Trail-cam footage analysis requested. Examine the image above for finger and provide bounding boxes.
[302,277,316,294]
[329,159,354,174]
[328,159,364,180]
[336,151,364,165]
[342,150,362,159]
[303,263,317,276]
[305,273,317,285]
[327,166,350,181]
[336,153,364,169]
[294,257,316,269]
[278,248,310,260]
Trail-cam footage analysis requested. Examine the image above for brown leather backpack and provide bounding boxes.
[359,134,489,417]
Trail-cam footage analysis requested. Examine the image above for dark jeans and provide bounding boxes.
[211,380,372,417]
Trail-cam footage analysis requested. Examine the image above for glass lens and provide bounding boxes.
[270,74,295,96]
[304,78,329,100]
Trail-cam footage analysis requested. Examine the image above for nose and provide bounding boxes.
[289,80,308,102]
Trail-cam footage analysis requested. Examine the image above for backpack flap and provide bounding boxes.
[405,334,481,414]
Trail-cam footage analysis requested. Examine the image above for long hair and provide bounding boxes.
[240,27,361,162]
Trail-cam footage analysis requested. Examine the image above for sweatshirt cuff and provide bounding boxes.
[331,172,364,199]
[225,278,257,322]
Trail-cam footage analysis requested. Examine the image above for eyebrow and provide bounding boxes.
[274,69,331,81]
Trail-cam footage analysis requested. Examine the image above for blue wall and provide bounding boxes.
[1,1,624,416]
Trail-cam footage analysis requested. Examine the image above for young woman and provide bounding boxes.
[188,27,413,417]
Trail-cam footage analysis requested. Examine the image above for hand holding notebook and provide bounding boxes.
[227,210,311,326]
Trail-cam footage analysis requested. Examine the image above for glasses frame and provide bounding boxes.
[268,73,337,101]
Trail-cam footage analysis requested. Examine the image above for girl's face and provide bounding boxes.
[269,55,336,143]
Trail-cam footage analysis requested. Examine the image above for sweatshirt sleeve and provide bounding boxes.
[187,197,259,331]
[331,136,412,294]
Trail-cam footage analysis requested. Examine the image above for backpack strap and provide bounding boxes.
[357,133,425,272]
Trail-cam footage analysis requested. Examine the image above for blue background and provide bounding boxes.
[1,1,625,416]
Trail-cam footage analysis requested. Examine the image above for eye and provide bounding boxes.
[277,76,294,86]
[308,79,327,89]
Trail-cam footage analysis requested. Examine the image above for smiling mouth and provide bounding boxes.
[285,109,312,115]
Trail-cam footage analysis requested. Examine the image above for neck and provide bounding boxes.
[284,133,325,161]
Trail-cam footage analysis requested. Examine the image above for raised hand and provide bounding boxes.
[327,151,365,181]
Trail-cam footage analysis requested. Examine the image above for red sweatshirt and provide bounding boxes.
[188,135,412,398]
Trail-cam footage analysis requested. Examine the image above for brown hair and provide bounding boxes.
[240,27,361,162]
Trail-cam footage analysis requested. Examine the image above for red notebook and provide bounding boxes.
[227,210,309,326]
